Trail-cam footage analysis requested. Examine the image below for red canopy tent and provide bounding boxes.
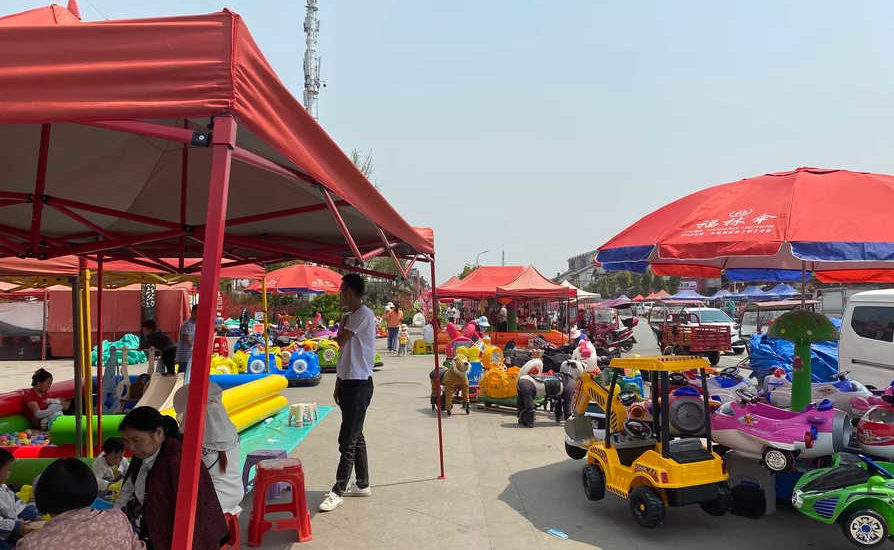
[436,266,526,299]
[632,294,645,302]
[0,4,441,547]
[496,265,576,299]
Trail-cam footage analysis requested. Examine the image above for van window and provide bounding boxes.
[851,306,894,343]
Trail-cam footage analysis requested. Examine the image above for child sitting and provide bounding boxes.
[92,437,129,493]
[0,449,40,549]
[397,324,410,356]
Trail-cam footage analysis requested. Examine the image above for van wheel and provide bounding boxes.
[842,508,888,548]
[565,442,587,460]
[582,465,605,501]
[629,486,665,528]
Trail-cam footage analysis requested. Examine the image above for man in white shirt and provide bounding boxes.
[320,273,375,512]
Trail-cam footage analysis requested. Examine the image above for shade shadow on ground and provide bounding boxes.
[498,459,849,550]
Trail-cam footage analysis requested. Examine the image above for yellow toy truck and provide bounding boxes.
[579,356,730,528]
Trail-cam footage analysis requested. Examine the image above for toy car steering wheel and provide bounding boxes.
[736,387,759,404]
[669,372,688,386]
[836,370,851,380]
[618,391,637,406]
[721,366,741,379]
[624,419,653,440]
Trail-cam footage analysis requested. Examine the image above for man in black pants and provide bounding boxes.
[319,273,376,512]
[138,319,178,375]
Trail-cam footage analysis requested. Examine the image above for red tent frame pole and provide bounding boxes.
[171,115,236,550]
[41,289,47,361]
[29,124,51,254]
[95,255,104,447]
[429,258,445,480]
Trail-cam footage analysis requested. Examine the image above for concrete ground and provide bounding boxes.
[0,322,847,549]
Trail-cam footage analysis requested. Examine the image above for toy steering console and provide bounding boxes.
[669,372,689,386]
[736,387,760,404]
[835,370,851,381]
[624,419,653,440]
[720,366,742,380]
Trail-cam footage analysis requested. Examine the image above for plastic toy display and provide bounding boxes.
[579,356,730,528]
[711,389,853,471]
[765,369,874,416]
[688,366,756,404]
[793,454,894,548]
[516,359,583,427]
[767,310,840,412]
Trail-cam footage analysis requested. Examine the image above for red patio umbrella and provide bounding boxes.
[246,264,342,295]
[597,167,894,283]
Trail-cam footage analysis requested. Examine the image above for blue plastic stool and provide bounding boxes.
[242,449,289,500]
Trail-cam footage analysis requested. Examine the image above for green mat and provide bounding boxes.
[238,406,332,472]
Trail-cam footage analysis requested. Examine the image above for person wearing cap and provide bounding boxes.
[384,301,402,354]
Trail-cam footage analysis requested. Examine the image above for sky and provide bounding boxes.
[13,1,894,283]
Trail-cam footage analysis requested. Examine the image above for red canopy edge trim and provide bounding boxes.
[658,241,783,261]
[650,264,722,278]
[815,269,894,283]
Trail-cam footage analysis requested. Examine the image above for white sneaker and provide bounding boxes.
[318,491,344,512]
[343,481,371,497]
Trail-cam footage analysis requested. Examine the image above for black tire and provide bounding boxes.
[841,508,888,548]
[733,346,746,356]
[566,442,588,460]
[699,485,732,516]
[621,341,634,352]
[762,447,795,472]
[629,486,665,528]
[582,465,606,501]
[706,351,721,366]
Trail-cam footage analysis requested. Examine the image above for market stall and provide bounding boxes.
[0,4,439,547]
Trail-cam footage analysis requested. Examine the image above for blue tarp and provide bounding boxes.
[748,317,842,382]
[765,283,799,300]
[731,285,774,301]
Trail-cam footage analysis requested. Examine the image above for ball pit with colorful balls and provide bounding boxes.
[0,430,50,446]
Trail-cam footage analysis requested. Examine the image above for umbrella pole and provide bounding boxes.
[262,277,269,372]
[429,259,445,480]
[801,261,807,308]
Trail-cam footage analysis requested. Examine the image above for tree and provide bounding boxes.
[653,275,667,292]
[640,270,653,295]
[351,149,378,188]
[458,264,476,279]
[667,276,682,295]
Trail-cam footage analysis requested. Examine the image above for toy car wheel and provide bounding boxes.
[565,442,587,460]
[842,508,888,548]
[321,347,337,364]
[699,485,732,516]
[629,486,665,528]
[706,351,721,366]
[582,465,605,501]
[762,448,794,472]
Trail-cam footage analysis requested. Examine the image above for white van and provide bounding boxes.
[840,289,894,389]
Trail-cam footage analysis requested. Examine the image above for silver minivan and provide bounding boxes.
[840,289,894,389]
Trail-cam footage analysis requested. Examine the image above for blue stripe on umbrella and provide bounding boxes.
[793,241,894,262]
[596,245,654,263]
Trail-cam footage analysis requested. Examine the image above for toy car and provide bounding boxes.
[793,454,894,548]
[765,369,874,416]
[281,350,322,387]
[857,395,894,459]
[579,356,731,528]
[711,389,852,471]
[686,366,756,404]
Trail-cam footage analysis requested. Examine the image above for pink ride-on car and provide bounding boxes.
[763,368,875,417]
[711,389,853,472]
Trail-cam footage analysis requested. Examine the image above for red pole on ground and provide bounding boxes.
[41,289,47,361]
[95,255,104,448]
[430,258,445,480]
[171,115,236,550]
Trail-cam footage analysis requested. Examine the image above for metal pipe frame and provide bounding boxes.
[30,124,51,254]
[429,258,445,479]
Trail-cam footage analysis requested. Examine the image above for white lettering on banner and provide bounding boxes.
[681,209,779,238]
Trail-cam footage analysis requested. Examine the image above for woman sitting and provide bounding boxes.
[23,369,68,430]
[16,457,145,550]
[116,406,228,550]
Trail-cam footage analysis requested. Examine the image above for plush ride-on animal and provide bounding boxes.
[517,359,584,428]
[430,353,471,415]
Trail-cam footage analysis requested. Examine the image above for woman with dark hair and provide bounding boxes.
[23,368,69,430]
[116,407,228,550]
[16,457,145,549]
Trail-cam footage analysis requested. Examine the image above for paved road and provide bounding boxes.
[0,331,844,549]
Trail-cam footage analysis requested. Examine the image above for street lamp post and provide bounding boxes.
[474,249,490,266]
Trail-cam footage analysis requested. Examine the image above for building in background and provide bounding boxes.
[555,250,604,288]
